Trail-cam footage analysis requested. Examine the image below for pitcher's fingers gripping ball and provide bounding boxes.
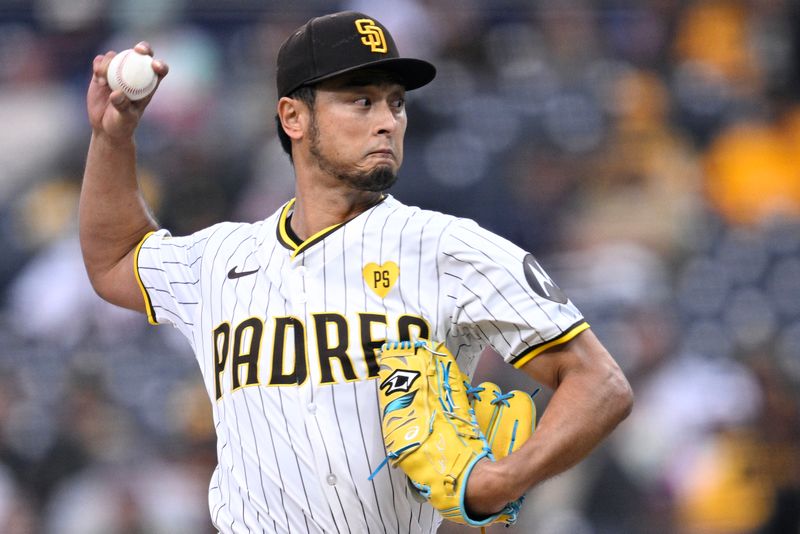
[371,340,523,527]
[107,49,158,100]
[467,382,537,461]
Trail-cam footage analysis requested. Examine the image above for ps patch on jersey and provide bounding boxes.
[523,254,568,304]
[363,261,399,298]
[379,369,420,395]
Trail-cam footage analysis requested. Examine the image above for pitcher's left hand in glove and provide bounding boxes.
[370,340,536,527]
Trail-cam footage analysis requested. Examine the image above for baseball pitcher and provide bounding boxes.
[80,11,633,533]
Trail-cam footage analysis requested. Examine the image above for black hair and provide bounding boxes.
[275,85,317,162]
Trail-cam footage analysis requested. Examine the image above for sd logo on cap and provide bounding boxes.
[355,18,388,53]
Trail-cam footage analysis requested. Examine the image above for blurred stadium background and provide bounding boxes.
[0,0,799,532]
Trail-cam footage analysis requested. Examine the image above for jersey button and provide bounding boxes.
[307,403,316,414]
[326,474,337,486]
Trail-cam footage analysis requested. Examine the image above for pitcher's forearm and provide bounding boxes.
[465,333,633,515]
[466,365,631,514]
[79,132,157,285]
[509,362,631,487]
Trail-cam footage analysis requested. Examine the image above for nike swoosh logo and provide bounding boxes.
[227,266,259,279]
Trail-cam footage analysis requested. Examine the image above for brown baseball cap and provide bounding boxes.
[276,11,436,97]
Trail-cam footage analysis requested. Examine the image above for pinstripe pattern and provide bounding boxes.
[135,195,587,533]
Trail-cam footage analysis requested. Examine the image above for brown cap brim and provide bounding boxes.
[290,57,436,94]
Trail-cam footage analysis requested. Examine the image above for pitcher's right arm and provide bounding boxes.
[79,42,168,312]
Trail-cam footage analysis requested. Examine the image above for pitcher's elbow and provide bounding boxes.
[611,369,634,423]
[85,267,113,303]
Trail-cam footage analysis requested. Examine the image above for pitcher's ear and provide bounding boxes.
[277,97,307,141]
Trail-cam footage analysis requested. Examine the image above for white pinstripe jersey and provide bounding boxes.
[134,195,588,534]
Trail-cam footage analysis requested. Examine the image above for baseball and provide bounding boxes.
[107,49,158,101]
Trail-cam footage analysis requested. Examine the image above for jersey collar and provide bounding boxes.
[276,196,388,259]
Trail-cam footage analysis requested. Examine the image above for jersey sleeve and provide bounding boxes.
[438,219,588,368]
[134,228,207,339]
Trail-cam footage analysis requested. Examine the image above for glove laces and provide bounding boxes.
[368,442,419,480]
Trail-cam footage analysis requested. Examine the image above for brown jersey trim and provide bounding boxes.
[276,196,387,258]
[133,231,159,325]
[510,320,590,368]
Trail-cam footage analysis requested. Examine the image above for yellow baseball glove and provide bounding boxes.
[371,340,535,527]
[467,381,537,461]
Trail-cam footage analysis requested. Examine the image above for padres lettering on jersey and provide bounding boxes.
[134,195,587,534]
[211,312,429,399]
